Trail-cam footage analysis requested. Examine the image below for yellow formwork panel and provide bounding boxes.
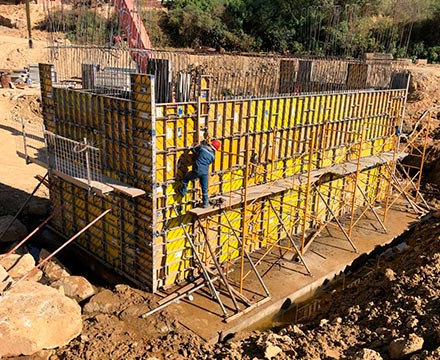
[218,170,243,193]
[89,233,105,258]
[158,212,194,286]
[283,158,294,177]
[280,190,299,229]
[52,171,155,286]
[155,103,197,185]
[371,138,383,154]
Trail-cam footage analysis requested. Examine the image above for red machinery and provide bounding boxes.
[114,0,152,72]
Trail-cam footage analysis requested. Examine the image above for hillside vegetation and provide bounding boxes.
[156,0,440,60]
[41,0,440,61]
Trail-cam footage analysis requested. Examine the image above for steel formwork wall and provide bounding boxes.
[154,89,405,286]
[40,64,158,289]
[39,63,407,291]
[155,90,404,190]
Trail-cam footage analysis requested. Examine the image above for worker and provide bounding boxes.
[178,139,221,208]
[112,35,122,47]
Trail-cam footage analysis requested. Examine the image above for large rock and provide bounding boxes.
[354,348,383,360]
[0,264,13,291]
[0,215,27,244]
[264,343,283,359]
[51,275,95,302]
[0,253,42,281]
[39,249,70,281]
[389,334,424,359]
[83,289,122,314]
[0,280,82,357]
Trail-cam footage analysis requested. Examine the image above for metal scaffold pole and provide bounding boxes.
[348,121,366,239]
[239,140,251,294]
[300,135,316,254]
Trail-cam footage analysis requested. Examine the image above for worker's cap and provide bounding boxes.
[211,139,221,151]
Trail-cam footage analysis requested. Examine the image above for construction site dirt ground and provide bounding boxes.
[2,5,440,359]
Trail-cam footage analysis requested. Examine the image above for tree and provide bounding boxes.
[159,0,440,56]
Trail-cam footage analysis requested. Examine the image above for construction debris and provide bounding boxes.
[51,275,96,302]
[388,334,424,359]
[0,64,40,89]
[0,253,42,281]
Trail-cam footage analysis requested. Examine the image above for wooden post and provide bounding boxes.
[25,0,33,49]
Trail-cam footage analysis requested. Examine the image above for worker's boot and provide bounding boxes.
[202,194,209,208]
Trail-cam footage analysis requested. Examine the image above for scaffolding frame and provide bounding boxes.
[185,121,394,315]
[141,203,272,322]
[182,105,431,320]
[294,117,393,256]
[381,105,435,218]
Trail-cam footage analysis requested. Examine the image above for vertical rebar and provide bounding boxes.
[84,138,91,188]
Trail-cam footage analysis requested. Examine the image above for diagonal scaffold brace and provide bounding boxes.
[174,204,228,318]
[0,172,48,242]
[1,210,57,262]
[1,208,111,294]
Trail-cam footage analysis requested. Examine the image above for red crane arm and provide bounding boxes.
[114,0,152,72]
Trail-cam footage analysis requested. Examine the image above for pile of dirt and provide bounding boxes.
[2,88,42,122]
[52,285,211,360]
[406,64,440,121]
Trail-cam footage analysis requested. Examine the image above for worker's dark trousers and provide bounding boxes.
[180,170,209,206]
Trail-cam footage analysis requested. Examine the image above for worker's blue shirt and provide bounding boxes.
[193,144,215,175]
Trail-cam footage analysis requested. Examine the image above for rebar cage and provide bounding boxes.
[49,46,407,102]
